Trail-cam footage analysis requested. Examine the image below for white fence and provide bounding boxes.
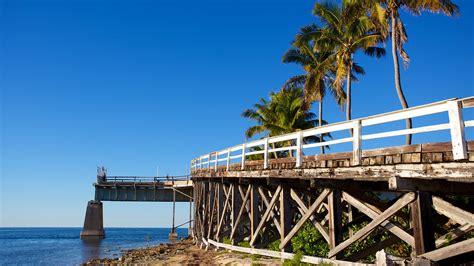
[191,97,474,171]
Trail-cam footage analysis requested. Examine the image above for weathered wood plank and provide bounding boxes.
[328,192,415,258]
[208,239,373,266]
[420,238,474,262]
[280,189,330,249]
[250,185,282,246]
[342,192,415,247]
[432,196,474,225]
[328,189,343,259]
[279,186,292,252]
[411,191,436,255]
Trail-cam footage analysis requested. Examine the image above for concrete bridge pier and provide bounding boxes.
[80,200,105,239]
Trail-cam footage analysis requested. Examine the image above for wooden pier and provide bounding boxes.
[190,97,474,264]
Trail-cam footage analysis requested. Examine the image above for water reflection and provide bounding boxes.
[80,238,104,263]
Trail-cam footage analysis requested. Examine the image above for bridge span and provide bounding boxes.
[81,174,193,240]
[190,97,474,264]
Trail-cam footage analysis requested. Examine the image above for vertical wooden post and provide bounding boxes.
[296,131,303,168]
[352,119,362,166]
[241,144,246,170]
[208,154,211,169]
[348,204,353,237]
[328,189,343,259]
[216,183,224,240]
[231,184,240,244]
[448,100,467,160]
[411,191,436,255]
[226,148,231,171]
[264,138,269,169]
[214,153,218,170]
[280,186,292,252]
[250,184,260,241]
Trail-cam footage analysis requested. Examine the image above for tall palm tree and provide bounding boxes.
[299,1,385,124]
[242,86,324,158]
[363,0,459,145]
[282,33,343,153]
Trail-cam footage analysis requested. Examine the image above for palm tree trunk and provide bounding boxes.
[346,60,353,136]
[319,100,325,154]
[346,62,352,122]
[271,142,279,159]
[391,14,412,145]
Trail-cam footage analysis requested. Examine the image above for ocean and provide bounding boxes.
[0,227,188,265]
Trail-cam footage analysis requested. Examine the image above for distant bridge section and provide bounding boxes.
[94,176,193,202]
[81,175,193,240]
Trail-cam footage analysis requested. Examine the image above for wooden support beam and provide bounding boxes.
[230,185,251,240]
[345,235,401,262]
[250,185,282,247]
[342,192,415,247]
[279,186,292,252]
[250,185,260,240]
[411,191,436,255]
[432,196,474,225]
[420,238,474,262]
[328,189,343,259]
[280,189,330,250]
[231,184,241,244]
[290,189,329,243]
[435,223,473,248]
[258,187,282,235]
[328,192,415,258]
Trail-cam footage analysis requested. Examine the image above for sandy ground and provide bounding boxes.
[84,238,282,265]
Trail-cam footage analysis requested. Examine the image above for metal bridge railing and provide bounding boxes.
[97,175,191,184]
[191,96,474,172]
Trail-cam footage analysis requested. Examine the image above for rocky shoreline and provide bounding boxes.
[83,238,281,265]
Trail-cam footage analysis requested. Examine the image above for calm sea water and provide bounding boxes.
[0,227,188,265]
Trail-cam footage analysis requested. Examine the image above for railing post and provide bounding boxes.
[352,119,362,166]
[264,138,269,169]
[214,153,218,171]
[241,144,246,170]
[448,100,467,160]
[296,131,303,168]
[226,148,231,171]
[208,154,211,169]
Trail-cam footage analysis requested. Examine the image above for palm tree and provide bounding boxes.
[299,1,385,124]
[363,0,459,145]
[242,86,324,158]
[282,33,343,153]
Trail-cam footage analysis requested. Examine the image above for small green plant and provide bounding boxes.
[268,239,281,251]
[238,241,251,248]
[283,251,310,266]
[223,237,232,245]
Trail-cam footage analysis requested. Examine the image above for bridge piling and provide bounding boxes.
[80,200,105,239]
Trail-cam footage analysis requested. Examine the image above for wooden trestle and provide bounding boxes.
[190,97,474,264]
[192,175,473,263]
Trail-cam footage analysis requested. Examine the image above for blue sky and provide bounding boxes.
[1,0,473,227]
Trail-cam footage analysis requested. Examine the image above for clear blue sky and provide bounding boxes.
[1,0,473,227]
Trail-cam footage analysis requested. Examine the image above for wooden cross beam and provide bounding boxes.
[279,189,330,250]
[328,192,415,258]
[250,185,282,247]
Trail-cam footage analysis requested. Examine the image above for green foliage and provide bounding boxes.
[223,237,232,245]
[291,222,329,257]
[268,239,281,251]
[242,87,323,157]
[283,251,307,266]
[237,241,251,248]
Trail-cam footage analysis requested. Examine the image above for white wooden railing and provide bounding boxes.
[191,97,473,171]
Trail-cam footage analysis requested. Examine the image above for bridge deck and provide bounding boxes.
[193,141,474,183]
[93,178,193,202]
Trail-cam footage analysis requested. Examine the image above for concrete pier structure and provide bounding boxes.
[80,200,105,239]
